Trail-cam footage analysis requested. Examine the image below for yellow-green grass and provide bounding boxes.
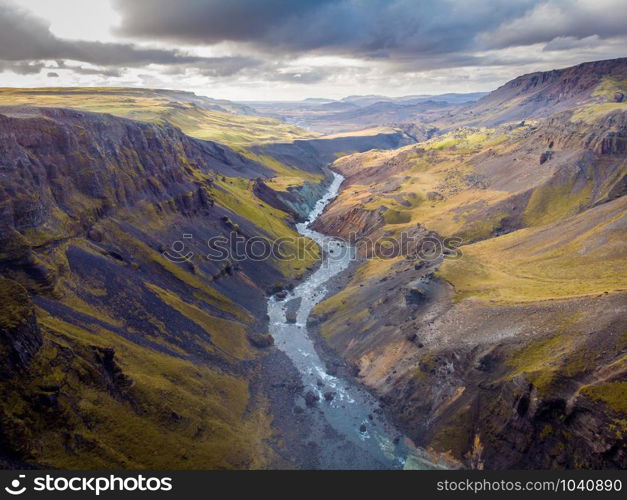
[161,105,317,145]
[330,126,531,240]
[504,314,587,393]
[313,257,402,340]
[264,176,314,191]
[571,102,626,123]
[0,278,31,332]
[422,128,509,153]
[321,126,398,139]
[0,87,324,189]
[348,176,511,241]
[211,177,319,277]
[570,77,627,122]
[331,119,624,249]
[522,173,594,227]
[592,77,627,100]
[581,381,627,414]
[232,149,324,188]
[0,87,317,146]
[439,196,627,303]
[25,310,273,469]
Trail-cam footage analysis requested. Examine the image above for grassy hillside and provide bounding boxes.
[444,57,627,127]
[439,195,627,303]
[0,87,317,146]
[319,111,625,243]
[0,87,325,191]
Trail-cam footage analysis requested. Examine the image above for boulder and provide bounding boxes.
[404,287,426,306]
[539,150,553,164]
[323,391,336,401]
[304,390,319,407]
[248,333,274,348]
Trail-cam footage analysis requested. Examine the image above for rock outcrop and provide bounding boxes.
[0,278,42,379]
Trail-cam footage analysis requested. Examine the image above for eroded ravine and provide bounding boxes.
[267,172,444,469]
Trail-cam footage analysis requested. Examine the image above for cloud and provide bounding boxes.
[195,57,262,77]
[1,0,625,99]
[47,71,59,77]
[54,61,123,77]
[268,67,334,84]
[0,0,261,76]
[114,0,338,48]
[113,0,627,72]
[112,0,549,56]
[0,60,46,74]
[478,0,627,50]
[542,35,602,52]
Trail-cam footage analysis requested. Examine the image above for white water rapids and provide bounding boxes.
[267,172,444,469]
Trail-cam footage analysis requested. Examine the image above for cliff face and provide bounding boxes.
[311,249,626,469]
[252,128,415,172]
[0,106,324,468]
[0,107,272,231]
[254,177,332,221]
[0,96,427,468]
[0,278,42,380]
[449,57,627,126]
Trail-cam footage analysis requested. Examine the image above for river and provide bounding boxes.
[267,171,444,470]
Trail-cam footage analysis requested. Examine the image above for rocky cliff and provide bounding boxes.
[447,57,627,127]
[0,106,325,468]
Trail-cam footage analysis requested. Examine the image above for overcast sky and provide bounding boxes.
[0,0,625,100]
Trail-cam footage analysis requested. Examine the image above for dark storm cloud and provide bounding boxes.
[114,0,339,48]
[480,2,627,50]
[0,1,261,75]
[0,60,46,74]
[114,0,627,69]
[2,0,625,90]
[115,0,624,54]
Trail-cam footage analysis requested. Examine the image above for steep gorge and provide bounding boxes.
[0,59,625,470]
[0,103,413,468]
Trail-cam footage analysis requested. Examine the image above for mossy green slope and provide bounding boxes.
[0,107,319,468]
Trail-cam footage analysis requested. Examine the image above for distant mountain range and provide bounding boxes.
[241,92,488,134]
